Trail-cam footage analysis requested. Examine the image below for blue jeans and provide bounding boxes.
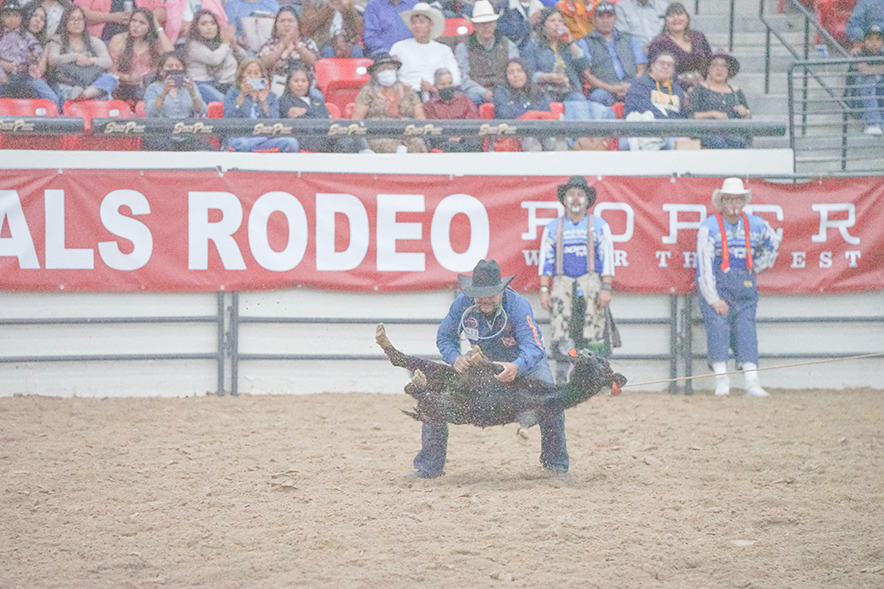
[413,358,569,475]
[196,81,227,104]
[319,44,364,59]
[699,268,760,367]
[855,74,884,126]
[588,87,617,106]
[227,136,299,152]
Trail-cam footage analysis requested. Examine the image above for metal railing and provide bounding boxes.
[788,57,884,174]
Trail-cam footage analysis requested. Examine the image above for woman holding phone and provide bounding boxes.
[222,57,299,152]
[143,51,209,150]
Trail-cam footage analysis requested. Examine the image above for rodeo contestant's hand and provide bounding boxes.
[493,361,518,383]
[453,355,473,373]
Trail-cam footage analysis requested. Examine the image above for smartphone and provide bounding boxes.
[247,78,266,90]
[169,72,186,87]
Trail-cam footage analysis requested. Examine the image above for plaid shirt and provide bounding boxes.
[0,29,42,74]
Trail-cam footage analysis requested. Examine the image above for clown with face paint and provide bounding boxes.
[538,176,617,384]
[696,177,781,397]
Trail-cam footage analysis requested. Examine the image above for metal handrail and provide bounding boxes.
[760,0,851,94]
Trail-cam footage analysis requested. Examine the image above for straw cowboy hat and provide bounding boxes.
[470,0,500,23]
[712,177,752,211]
[367,51,402,74]
[400,2,446,40]
[457,259,515,298]
[557,175,597,207]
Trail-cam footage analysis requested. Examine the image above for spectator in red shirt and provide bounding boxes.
[422,67,482,152]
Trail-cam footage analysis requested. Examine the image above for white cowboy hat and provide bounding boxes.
[400,2,446,40]
[712,177,752,211]
[470,0,500,23]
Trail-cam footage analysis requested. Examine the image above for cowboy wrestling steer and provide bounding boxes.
[376,323,627,428]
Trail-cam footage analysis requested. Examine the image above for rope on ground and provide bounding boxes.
[619,351,884,389]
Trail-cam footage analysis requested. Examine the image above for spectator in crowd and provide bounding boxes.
[455,0,519,105]
[555,0,593,42]
[109,6,174,104]
[422,67,481,151]
[25,0,70,39]
[362,0,418,56]
[410,258,569,480]
[279,64,334,152]
[184,9,245,104]
[497,0,543,52]
[257,6,319,96]
[583,0,646,107]
[224,0,279,38]
[614,0,667,50]
[390,2,460,96]
[300,0,364,58]
[23,2,49,44]
[846,25,884,136]
[538,175,616,383]
[522,7,590,102]
[847,0,884,50]
[161,0,228,44]
[77,0,165,43]
[47,4,117,102]
[0,0,60,104]
[647,2,710,91]
[351,51,428,153]
[697,177,781,397]
[143,51,211,150]
[492,57,553,150]
[623,49,685,149]
[223,56,300,151]
[689,50,751,148]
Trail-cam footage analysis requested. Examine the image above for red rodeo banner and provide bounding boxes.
[1,171,882,294]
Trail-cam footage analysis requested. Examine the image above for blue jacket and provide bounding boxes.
[492,85,552,118]
[623,72,686,118]
[437,289,547,377]
[223,87,281,118]
[847,0,884,43]
[362,0,419,54]
[522,38,591,91]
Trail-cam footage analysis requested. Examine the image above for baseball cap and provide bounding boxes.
[595,1,615,14]
[865,24,883,38]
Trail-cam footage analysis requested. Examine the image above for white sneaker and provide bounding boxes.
[395,145,408,154]
[864,125,883,136]
[745,382,770,397]
[714,375,730,396]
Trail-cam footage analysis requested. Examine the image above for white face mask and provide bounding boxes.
[376,70,398,87]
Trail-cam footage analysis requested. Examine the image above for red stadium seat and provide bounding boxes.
[0,98,67,149]
[206,101,224,118]
[441,18,473,37]
[344,102,355,118]
[326,102,341,119]
[314,58,372,114]
[550,102,564,119]
[63,100,140,150]
[611,101,624,119]
[134,100,147,117]
[479,102,494,119]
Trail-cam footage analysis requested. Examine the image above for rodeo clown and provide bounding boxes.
[697,177,781,397]
[410,259,569,479]
[538,176,618,384]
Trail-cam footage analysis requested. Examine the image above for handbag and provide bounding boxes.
[50,63,105,88]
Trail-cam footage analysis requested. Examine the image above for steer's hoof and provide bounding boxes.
[375,323,392,350]
[411,369,427,389]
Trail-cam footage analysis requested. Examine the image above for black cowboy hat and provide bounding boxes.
[1,0,25,12]
[367,52,402,74]
[457,259,515,298]
[709,49,740,79]
[557,175,597,206]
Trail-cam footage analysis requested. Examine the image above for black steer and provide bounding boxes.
[375,323,627,429]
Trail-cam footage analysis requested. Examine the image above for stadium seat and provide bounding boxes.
[63,100,140,150]
[550,102,564,119]
[611,102,624,119]
[479,102,494,119]
[816,0,857,46]
[0,98,67,149]
[344,102,355,118]
[442,18,473,37]
[134,101,146,117]
[314,58,372,114]
[206,101,224,118]
[326,102,341,119]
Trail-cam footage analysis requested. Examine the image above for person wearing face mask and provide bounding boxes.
[422,67,481,152]
[538,176,618,384]
[351,51,427,153]
[696,178,781,397]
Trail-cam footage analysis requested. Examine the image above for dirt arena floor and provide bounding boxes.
[2,387,883,589]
